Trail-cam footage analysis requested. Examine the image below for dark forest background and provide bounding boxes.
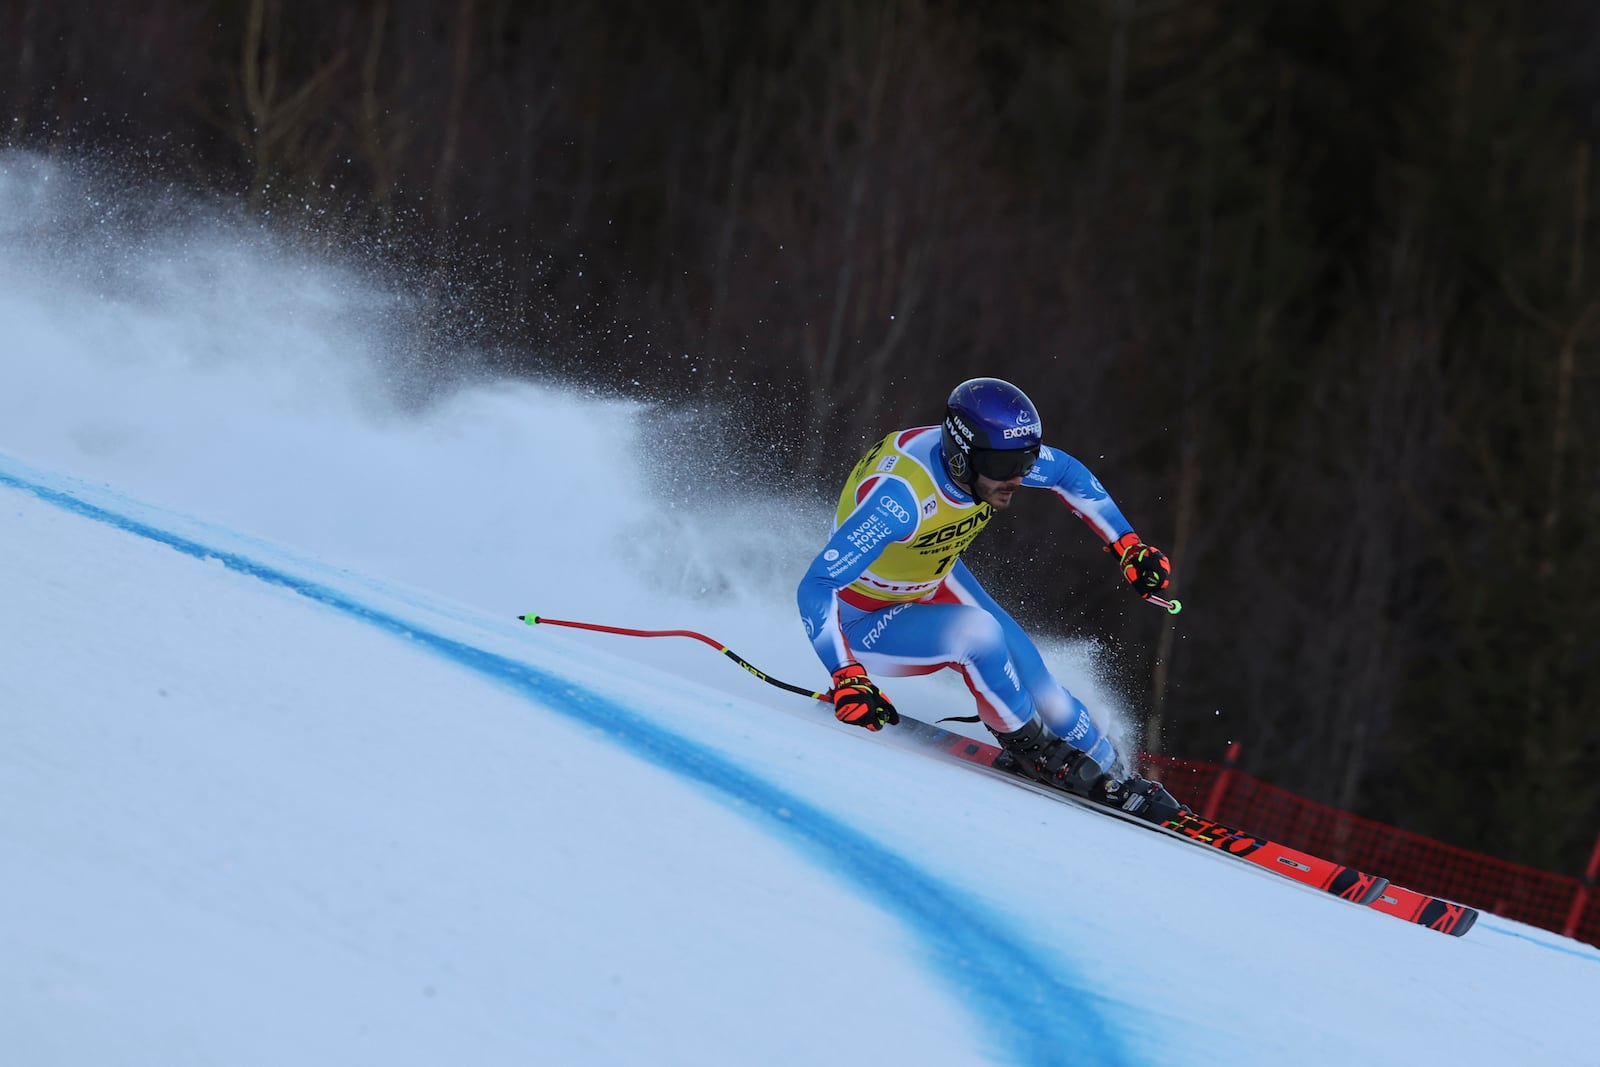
[4,0,1597,875]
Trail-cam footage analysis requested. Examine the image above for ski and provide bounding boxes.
[1368,883,1479,936]
[887,713,1479,936]
[516,615,1480,937]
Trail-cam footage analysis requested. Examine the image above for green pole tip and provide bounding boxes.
[1167,599,1183,615]
[520,614,540,625]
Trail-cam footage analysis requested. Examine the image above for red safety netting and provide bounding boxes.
[1140,751,1600,948]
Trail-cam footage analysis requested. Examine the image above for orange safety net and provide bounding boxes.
[1141,751,1600,948]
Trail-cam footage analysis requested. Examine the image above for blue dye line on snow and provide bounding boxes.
[0,463,1132,1067]
[1478,922,1600,965]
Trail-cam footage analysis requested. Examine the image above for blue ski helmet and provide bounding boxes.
[940,378,1043,484]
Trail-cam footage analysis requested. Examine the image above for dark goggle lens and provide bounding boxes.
[970,446,1039,481]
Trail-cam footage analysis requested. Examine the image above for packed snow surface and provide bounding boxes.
[3,152,1596,1066]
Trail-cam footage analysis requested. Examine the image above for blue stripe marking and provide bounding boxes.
[0,463,1130,1067]
[1479,923,1600,964]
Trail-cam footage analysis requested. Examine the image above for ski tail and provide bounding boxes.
[1368,884,1480,936]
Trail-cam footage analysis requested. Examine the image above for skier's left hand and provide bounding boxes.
[1109,533,1171,598]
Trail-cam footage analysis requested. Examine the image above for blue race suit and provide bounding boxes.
[797,426,1135,767]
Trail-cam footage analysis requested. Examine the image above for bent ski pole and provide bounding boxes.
[519,614,829,701]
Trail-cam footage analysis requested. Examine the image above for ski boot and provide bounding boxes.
[992,717,1109,798]
[994,716,1186,823]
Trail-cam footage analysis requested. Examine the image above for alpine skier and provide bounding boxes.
[796,377,1182,819]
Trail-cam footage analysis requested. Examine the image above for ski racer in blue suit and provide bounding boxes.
[797,377,1181,818]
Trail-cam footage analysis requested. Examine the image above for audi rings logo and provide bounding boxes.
[878,495,911,524]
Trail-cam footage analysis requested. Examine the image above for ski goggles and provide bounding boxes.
[968,445,1040,481]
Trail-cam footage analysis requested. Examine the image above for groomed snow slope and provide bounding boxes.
[2,151,1596,1067]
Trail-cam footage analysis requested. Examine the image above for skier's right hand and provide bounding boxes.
[830,663,900,731]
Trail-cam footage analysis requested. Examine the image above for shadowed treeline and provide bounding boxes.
[4,0,1597,875]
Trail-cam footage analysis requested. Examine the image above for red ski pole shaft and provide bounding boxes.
[519,613,829,702]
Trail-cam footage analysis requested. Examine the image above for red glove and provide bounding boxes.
[1109,532,1171,598]
[830,663,899,731]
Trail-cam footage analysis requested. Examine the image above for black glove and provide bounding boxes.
[1109,532,1171,598]
[830,663,900,731]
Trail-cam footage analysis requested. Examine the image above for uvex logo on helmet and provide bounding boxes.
[946,413,976,445]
